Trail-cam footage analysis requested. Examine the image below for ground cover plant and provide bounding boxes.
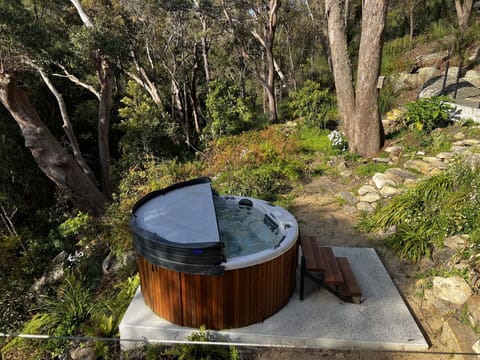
[359,158,480,264]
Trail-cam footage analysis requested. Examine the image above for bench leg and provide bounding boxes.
[300,256,306,300]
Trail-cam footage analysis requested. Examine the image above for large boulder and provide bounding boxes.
[433,276,473,306]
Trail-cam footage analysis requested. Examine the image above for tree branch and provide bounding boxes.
[53,63,100,100]
[69,0,94,28]
[25,60,96,182]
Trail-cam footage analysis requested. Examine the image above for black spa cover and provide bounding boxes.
[130,177,225,275]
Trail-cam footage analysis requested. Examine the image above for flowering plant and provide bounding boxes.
[328,130,348,152]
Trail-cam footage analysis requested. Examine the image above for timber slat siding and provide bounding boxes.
[137,241,298,329]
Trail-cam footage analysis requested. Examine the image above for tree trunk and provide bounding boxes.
[408,1,415,43]
[265,39,277,123]
[325,0,356,139]
[455,0,473,33]
[0,70,107,215]
[351,0,387,155]
[326,0,387,156]
[97,55,113,197]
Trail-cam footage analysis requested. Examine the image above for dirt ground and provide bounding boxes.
[244,176,459,360]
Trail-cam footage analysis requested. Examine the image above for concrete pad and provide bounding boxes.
[119,247,429,351]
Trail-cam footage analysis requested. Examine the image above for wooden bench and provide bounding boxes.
[299,235,362,304]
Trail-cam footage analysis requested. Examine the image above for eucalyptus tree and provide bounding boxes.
[325,0,388,156]
[0,0,132,215]
[455,0,473,33]
[123,0,223,147]
[222,0,282,123]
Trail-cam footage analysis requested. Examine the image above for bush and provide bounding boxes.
[205,79,264,138]
[164,326,238,360]
[116,81,182,170]
[287,80,337,129]
[403,97,453,134]
[360,161,480,262]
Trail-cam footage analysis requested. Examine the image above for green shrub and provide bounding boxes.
[164,326,237,360]
[117,81,182,170]
[403,97,453,134]
[360,161,480,262]
[287,80,337,129]
[40,272,94,336]
[205,79,264,138]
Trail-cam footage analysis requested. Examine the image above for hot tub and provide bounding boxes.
[130,177,298,329]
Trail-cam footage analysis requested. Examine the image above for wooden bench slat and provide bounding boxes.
[319,247,344,285]
[336,257,362,297]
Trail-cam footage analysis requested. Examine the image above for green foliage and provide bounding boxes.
[361,161,480,262]
[1,314,53,359]
[378,83,398,116]
[117,81,182,170]
[164,326,237,360]
[298,127,333,153]
[403,97,453,134]
[382,35,414,76]
[287,80,337,129]
[355,163,393,177]
[56,211,92,246]
[207,126,303,202]
[40,272,94,336]
[205,79,264,138]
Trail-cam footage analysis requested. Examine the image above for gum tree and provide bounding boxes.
[325,0,388,156]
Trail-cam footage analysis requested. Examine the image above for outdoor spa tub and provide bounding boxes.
[130,177,299,330]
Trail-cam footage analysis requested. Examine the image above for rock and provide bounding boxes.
[463,139,480,146]
[338,191,357,205]
[437,152,453,160]
[473,339,480,355]
[464,69,480,87]
[433,276,473,306]
[417,67,439,82]
[444,235,468,250]
[31,251,67,293]
[404,159,433,175]
[424,288,456,318]
[466,296,480,327]
[372,172,396,189]
[464,153,480,171]
[342,205,357,214]
[423,156,441,163]
[337,161,348,172]
[372,157,391,163]
[356,202,375,214]
[358,192,381,203]
[454,132,466,140]
[442,318,478,360]
[446,67,461,78]
[415,52,448,67]
[418,75,452,98]
[357,185,378,196]
[70,342,96,360]
[384,168,418,183]
[380,185,401,197]
[385,145,403,153]
[451,145,469,154]
[340,170,353,177]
